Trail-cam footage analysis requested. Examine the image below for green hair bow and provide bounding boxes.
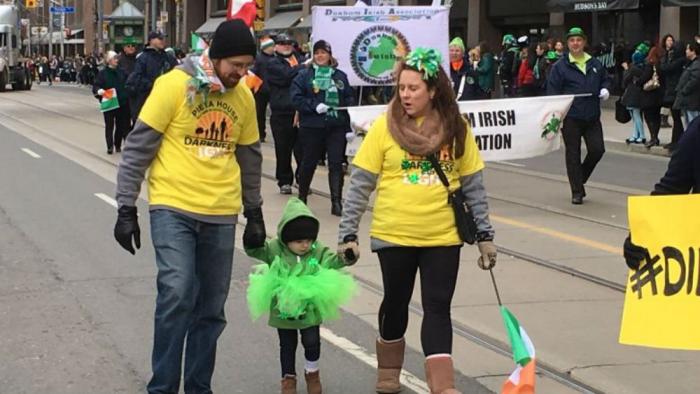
[405,47,442,80]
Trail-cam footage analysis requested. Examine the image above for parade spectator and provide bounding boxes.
[516,44,535,96]
[499,34,519,97]
[291,39,355,216]
[267,33,305,195]
[113,19,265,393]
[244,197,356,394]
[659,35,686,150]
[530,42,551,96]
[623,118,700,270]
[93,51,130,155]
[338,47,496,394]
[49,55,58,85]
[672,41,700,127]
[547,27,611,205]
[118,41,138,76]
[475,41,495,99]
[640,47,664,148]
[621,44,647,144]
[251,36,275,142]
[125,31,178,123]
[554,40,565,59]
[448,37,478,100]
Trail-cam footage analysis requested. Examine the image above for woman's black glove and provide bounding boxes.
[243,208,267,249]
[114,205,141,255]
[623,234,647,270]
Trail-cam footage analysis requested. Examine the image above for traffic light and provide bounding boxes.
[25,0,38,8]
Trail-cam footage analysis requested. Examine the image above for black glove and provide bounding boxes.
[338,234,360,266]
[114,205,140,255]
[243,207,267,249]
[623,234,647,270]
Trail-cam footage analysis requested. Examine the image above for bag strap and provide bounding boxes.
[427,154,450,189]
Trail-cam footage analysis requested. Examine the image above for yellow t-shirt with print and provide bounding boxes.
[139,69,259,216]
[352,113,484,247]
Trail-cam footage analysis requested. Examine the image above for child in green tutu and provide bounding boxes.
[244,197,357,394]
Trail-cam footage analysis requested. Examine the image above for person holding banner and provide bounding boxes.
[290,40,355,216]
[338,47,496,394]
[93,51,130,155]
[623,118,700,269]
[547,27,611,205]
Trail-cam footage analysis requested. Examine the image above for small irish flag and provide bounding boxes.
[227,0,257,27]
[100,88,119,112]
[190,33,208,54]
[501,306,536,394]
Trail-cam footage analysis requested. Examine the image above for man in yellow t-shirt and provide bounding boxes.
[113,19,265,392]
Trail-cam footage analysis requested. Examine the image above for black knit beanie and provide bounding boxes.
[281,216,319,243]
[209,19,257,59]
[313,40,332,55]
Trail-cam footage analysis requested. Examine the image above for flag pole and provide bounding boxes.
[489,269,502,306]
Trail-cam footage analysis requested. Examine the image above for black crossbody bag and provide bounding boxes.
[427,154,478,245]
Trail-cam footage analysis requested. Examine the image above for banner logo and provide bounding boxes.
[350,25,410,85]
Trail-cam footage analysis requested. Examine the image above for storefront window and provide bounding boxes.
[212,0,228,13]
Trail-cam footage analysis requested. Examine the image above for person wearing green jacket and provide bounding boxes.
[475,41,495,99]
[245,197,357,394]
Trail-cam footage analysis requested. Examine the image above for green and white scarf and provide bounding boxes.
[312,65,339,117]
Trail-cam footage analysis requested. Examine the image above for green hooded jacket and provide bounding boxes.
[245,198,345,329]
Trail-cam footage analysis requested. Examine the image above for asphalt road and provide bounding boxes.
[0,122,491,393]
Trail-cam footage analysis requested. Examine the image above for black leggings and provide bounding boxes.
[642,106,661,141]
[376,246,461,356]
[277,326,321,377]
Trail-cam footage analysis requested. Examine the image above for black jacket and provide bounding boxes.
[125,47,177,98]
[267,53,304,115]
[637,63,663,110]
[93,66,129,106]
[673,57,700,111]
[547,55,611,121]
[652,117,700,195]
[290,65,355,129]
[251,51,275,95]
[621,65,643,108]
[117,53,137,76]
[450,57,480,100]
[658,46,686,106]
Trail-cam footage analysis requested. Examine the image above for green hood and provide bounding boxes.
[276,197,320,240]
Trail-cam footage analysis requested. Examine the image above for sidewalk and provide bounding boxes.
[601,102,675,158]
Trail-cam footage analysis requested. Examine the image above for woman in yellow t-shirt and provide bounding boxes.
[337,48,496,394]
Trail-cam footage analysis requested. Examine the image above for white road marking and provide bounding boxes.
[94,193,118,208]
[495,161,526,168]
[21,148,41,158]
[319,327,430,393]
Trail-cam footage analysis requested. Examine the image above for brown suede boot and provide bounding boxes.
[281,374,297,394]
[304,370,322,394]
[375,338,405,393]
[425,356,461,394]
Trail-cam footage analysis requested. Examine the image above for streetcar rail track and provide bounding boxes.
[0,90,618,393]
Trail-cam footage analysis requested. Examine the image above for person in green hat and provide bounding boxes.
[499,33,520,97]
[547,27,612,205]
[448,37,479,100]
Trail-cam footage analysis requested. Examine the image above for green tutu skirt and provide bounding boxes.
[247,256,356,321]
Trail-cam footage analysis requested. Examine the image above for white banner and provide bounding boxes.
[346,95,576,161]
[311,6,449,86]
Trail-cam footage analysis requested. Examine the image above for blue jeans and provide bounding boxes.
[627,107,645,141]
[147,209,235,394]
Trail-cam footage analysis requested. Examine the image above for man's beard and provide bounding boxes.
[277,49,293,57]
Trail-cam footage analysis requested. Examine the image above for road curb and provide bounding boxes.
[604,138,672,158]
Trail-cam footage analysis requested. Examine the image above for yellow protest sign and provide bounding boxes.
[619,194,700,350]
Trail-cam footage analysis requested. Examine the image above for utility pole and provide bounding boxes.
[97,0,103,55]
[151,0,157,32]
